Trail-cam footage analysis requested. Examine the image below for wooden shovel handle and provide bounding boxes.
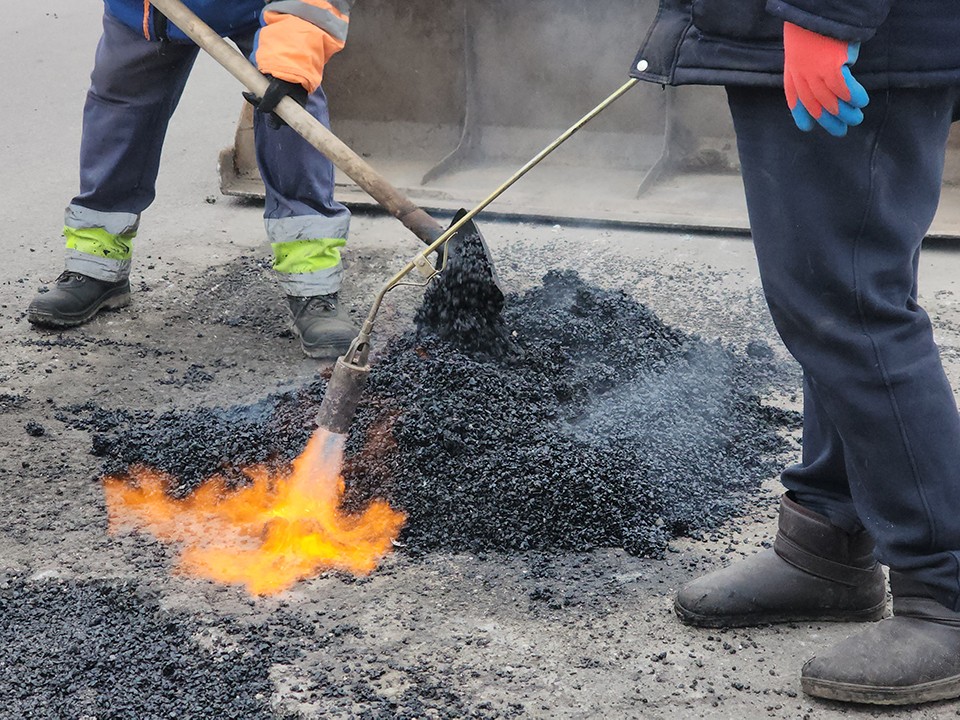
[148,0,444,245]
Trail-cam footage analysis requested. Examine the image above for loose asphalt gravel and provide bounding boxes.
[68,269,795,561]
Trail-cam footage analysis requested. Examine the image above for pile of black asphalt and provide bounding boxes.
[65,269,796,558]
[0,575,491,719]
[347,268,792,555]
[0,576,281,719]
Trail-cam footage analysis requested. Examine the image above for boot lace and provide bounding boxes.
[291,294,337,322]
[55,271,87,284]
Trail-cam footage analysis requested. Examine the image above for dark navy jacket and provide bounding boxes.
[105,0,263,43]
[631,0,960,88]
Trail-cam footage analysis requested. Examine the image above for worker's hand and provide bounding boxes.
[783,22,869,137]
[242,75,309,130]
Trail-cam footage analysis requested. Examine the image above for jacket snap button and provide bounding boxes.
[636,59,649,72]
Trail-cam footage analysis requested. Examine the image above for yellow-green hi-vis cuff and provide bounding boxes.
[64,226,135,260]
[271,237,346,275]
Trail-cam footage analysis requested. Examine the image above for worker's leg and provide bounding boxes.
[254,87,350,298]
[728,85,960,608]
[729,84,960,705]
[27,12,199,328]
[68,12,199,282]
[233,33,356,358]
[780,374,861,532]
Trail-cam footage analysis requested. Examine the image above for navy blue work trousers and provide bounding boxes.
[727,85,960,611]
[76,12,345,225]
[69,12,349,295]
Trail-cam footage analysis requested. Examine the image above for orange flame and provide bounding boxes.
[102,429,406,595]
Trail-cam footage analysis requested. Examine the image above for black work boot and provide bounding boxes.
[802,572,960,705]
[287,293,357,359]
[27,271,130,328]
[674,494,886,627]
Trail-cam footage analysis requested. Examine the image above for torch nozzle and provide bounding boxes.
[315,355,372,435]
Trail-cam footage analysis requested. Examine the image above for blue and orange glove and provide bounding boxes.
[783,22,870,137]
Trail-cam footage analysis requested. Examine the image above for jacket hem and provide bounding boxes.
[635,66,960,90]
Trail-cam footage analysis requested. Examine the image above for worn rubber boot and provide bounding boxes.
[801,572,960,705]
[675,495,886,627]
[27,271,130,328]
[287,294,358,359]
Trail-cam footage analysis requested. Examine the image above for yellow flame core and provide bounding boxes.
[102,429,406,596]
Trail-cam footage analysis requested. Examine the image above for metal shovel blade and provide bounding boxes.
[445,209,503,298]
[416,209,508,357]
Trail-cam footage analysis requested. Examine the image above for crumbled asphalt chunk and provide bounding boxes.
[25,421,45,437]
[68,270,795,558]
[0,577,280,719]
[746,340,775,360]
[157,363,215,387]
[0,393,26,410]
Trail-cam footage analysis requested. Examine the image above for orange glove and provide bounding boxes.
[254,0,351,93]
[783,22,870,137]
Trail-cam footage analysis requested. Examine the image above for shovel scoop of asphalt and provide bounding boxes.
[415,209,512,359]
[315,210,508,435]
